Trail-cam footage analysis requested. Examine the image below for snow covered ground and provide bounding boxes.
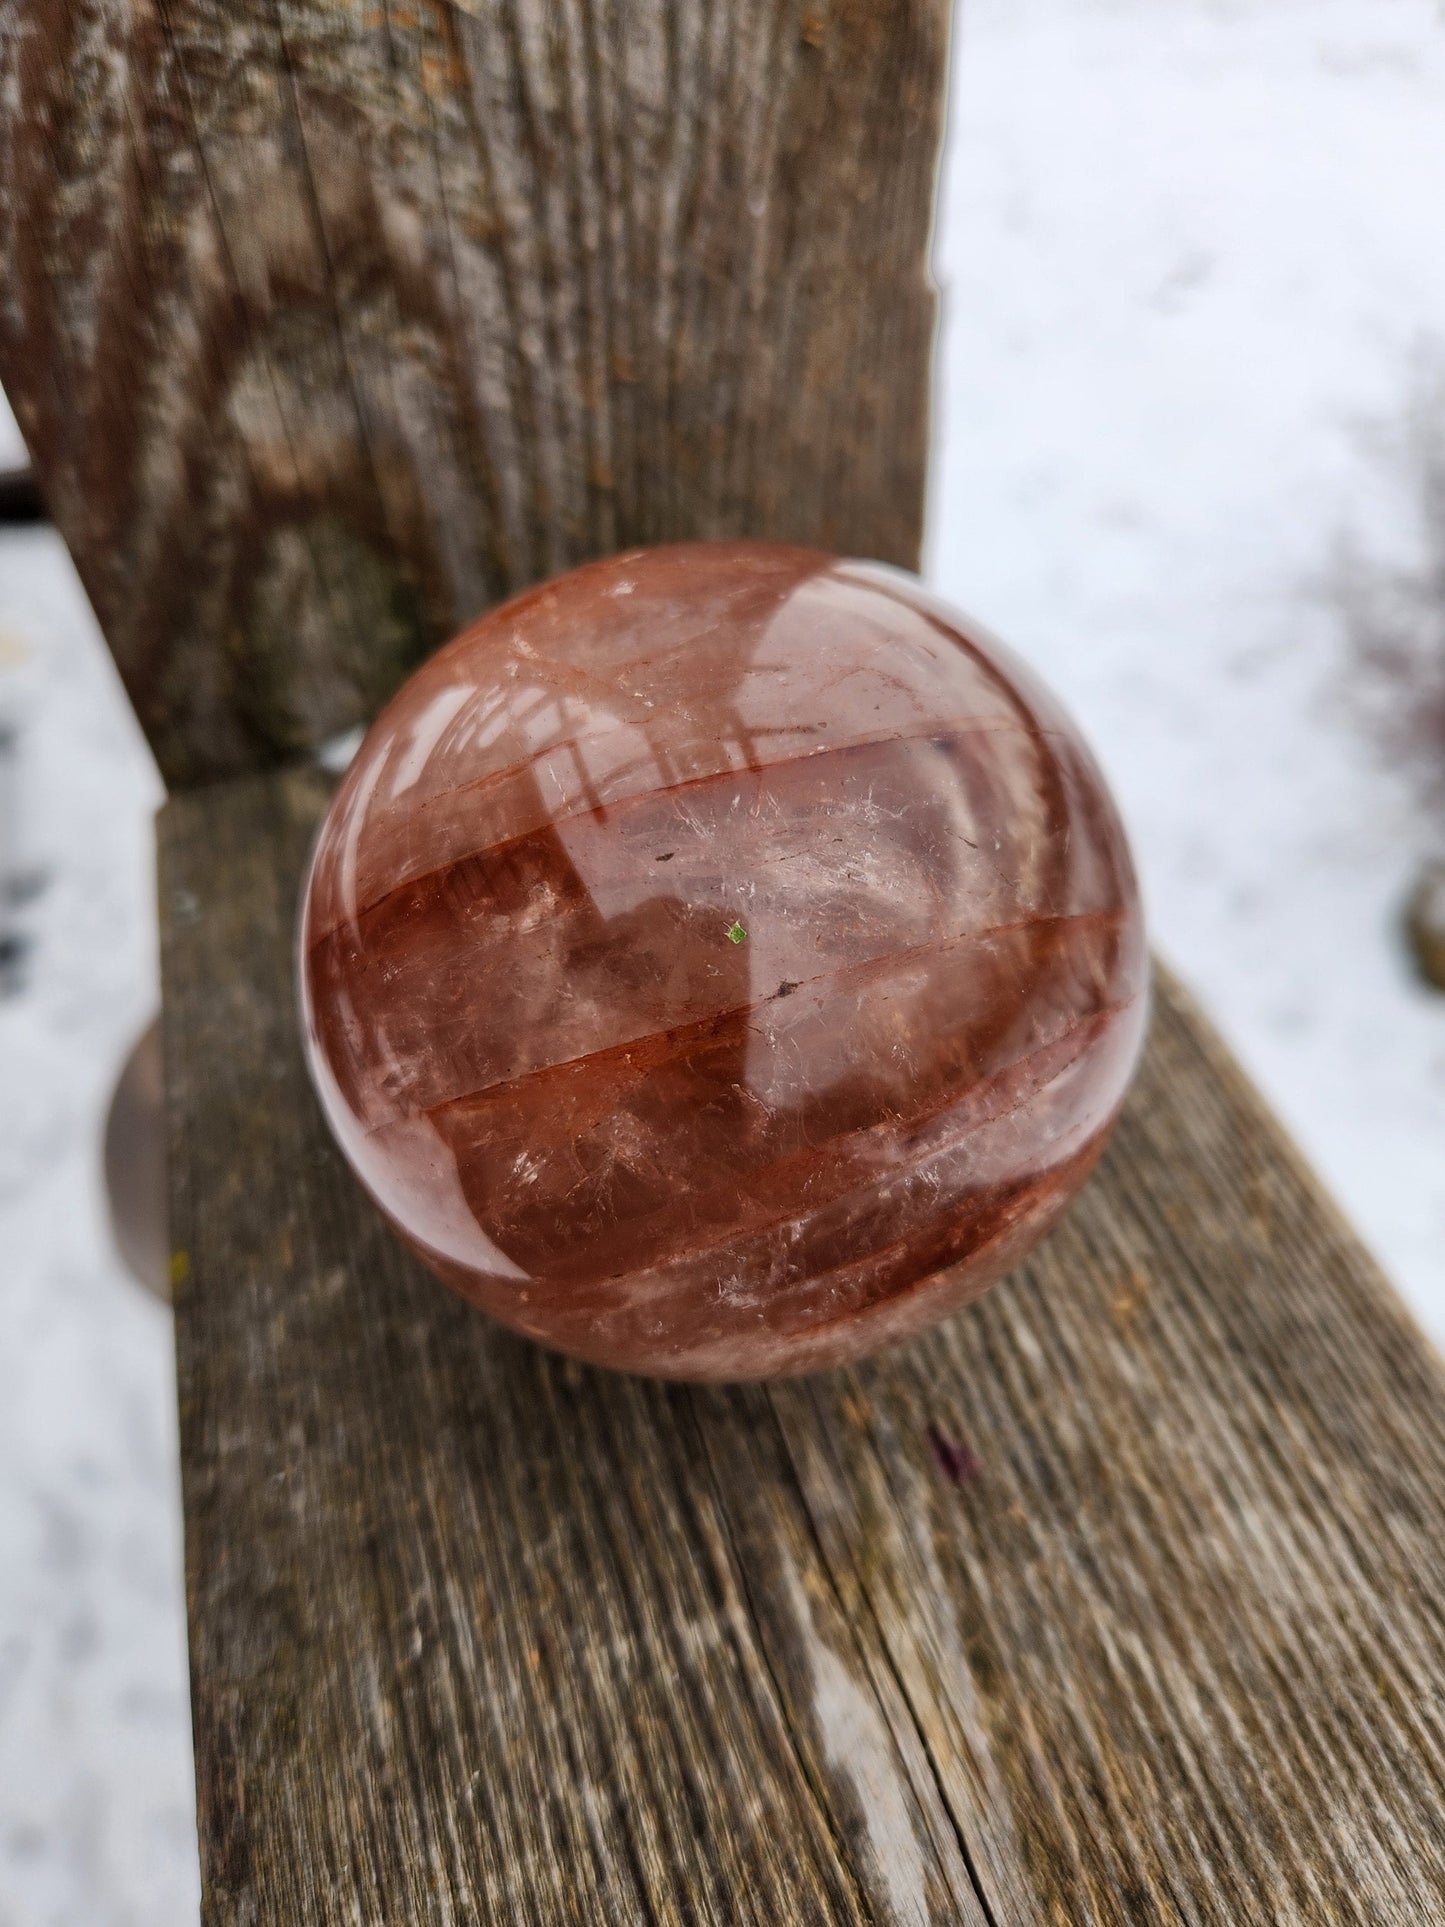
[929,0,1445,1337]
[0,478,190,1915]
[2,0,1443,1916]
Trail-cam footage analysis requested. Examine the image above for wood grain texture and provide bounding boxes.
[0,0,946,786]
[162,763,1445,1925]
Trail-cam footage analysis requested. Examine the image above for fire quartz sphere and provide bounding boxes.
[299,542,1147,1380]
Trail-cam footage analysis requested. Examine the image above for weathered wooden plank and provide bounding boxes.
[0,0,947,786]
[162,764,1445,1925]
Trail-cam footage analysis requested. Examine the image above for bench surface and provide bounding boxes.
[162,764,1445,1925]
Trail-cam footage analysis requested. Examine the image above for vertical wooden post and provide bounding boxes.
[0,0,949,785]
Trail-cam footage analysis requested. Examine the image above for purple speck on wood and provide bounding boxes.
[926,1422,981,1486]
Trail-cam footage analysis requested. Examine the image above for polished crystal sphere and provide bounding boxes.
[299,543,1147,1380]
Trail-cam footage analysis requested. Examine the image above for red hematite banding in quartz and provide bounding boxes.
[299,543,1148,1380]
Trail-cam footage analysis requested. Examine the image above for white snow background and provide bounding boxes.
[2,0,1444,1915]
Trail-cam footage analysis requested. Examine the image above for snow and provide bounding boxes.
[927,0,1445,1339]
[0,478,191,1915]
[2,0,1443,1915]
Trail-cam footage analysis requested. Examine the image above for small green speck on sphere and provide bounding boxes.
[726,921,748,945]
